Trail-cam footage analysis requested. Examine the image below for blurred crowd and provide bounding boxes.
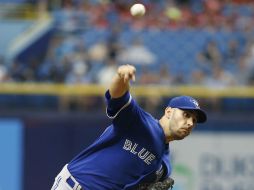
[1,0,254,87]
[0,0,253,113]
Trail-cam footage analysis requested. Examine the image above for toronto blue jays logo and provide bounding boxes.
[191,99,200,108]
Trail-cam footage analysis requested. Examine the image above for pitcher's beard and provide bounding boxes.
[168,109,186,140]
[171,131,185,140]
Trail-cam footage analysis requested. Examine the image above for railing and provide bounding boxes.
[0,83,253,98]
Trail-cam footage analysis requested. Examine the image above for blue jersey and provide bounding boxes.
[68,91,172,190]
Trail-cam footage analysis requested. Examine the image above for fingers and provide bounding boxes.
[132,73,136,82]
[118,65,136,83]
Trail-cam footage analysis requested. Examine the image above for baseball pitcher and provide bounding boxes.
[51,64,207,190]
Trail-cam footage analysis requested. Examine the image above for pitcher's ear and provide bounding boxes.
[165,107,173,118]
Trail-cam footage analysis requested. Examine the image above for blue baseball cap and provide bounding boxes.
[168,96,207,123]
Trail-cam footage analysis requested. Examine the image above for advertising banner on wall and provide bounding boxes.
[0,119,23,190]
[170,132,254,190]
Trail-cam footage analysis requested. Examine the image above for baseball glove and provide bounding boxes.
[147,177,174,190]
[138,177,174,190]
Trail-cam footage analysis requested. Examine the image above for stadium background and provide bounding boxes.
[0,0,254,190]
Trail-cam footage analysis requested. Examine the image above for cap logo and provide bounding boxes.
[191,99,200,108]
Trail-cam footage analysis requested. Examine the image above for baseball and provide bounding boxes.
[130,3,146,17]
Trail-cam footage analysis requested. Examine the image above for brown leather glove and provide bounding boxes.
[147,177,174,190]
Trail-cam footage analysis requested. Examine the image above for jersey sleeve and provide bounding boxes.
[104,90,160,137]
[105,90,132,119]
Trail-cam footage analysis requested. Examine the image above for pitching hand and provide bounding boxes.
[117,64,136,83]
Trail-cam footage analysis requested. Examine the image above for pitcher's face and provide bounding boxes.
[169,108,197,140]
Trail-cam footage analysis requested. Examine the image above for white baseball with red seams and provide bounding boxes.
[130,3,146,17]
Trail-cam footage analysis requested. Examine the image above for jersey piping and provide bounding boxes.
[106,94,132,119]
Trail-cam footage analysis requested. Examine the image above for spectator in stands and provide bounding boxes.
[190,70,206,85]
[38,35,65,82]
[235,57,253,85]
[55,55,73,83]
[238,38,254,85]
[95,58,118,85]
[203,65,236,87]
[138,67,160,85]
[158,64,174,86]
[0,57,10,82]
[87,41,108,64]
[65,38,91,84]
[224,39,243,72]
[107,23,123,61]
[65,62,89,84]
[118,37,157,65]
[9,60,28,82]
[196,40,222,74]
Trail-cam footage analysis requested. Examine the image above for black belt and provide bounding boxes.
[66,176,83,190]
